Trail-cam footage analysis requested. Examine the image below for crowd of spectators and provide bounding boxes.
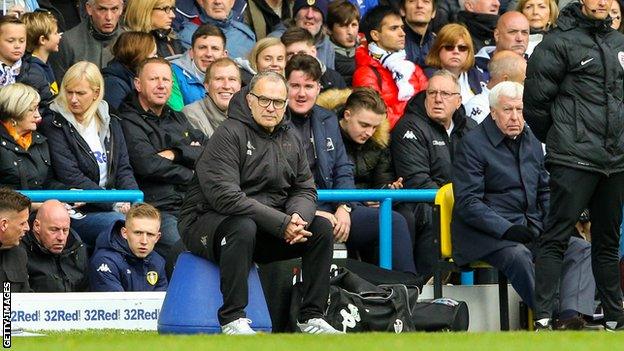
[0,0,622,333]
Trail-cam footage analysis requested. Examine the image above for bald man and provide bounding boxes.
[465,50,527,123]
[22,200,89,292]
[475,11,530,77]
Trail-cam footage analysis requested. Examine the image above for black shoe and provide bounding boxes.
[534,320,552,331]
[555,316,604,331]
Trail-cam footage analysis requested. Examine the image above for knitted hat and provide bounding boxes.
[293,0,329,20]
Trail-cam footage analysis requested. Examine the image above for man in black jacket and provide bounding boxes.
[456,0,500,52]
[22,200,88,292]
[178,71,340,335]
[119,57,205,258]
[391,69,476,277]
[0,188,31,292]
[525,0,624,330]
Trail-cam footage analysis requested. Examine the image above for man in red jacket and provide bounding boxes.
[353,5,428,129]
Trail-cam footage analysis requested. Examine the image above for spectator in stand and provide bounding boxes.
[281,27,346,93]
[40,61,138,251]
[178,71,340,335]
[0,188,31,292]
[119,57,205,258]
[336,87,403,192]
[456,0,500,53]
[237,36,286,85]
[453,82,599,330]
[611,0,623,32]
[22,200,89,292]
[183,57,241,137]
[89,203,167,292]
[176,0,255,59]
[242,0,293,40]
[425,23,487,105]
[0,83,65,193]
[17,11,61,113]
[475,11,530,77]
[402,0,437,67]
[102,32,158,111]
[431,0,460,32]
[288,54,417,274]
[465,50,526,123]
[123,0,184,59]
[0,15,26,87]
[269,0,336,70]
[517,0,558,55]
[49,0,124,82]
[353,5,428,129]
[391,70,476,277]
[327,0,359,86]
[168,24,228,111]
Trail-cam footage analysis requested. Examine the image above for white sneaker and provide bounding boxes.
[221,318,256,335]
[297,318,343,334]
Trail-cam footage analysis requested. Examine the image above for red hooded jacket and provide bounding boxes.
[352,45,428,129]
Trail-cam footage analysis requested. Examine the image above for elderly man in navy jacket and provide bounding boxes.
[451,82,597,330]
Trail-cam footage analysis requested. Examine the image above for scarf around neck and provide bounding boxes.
[368,42,416,101]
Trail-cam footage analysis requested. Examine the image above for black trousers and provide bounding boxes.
[212,215,333,325]
[534,166,624,321]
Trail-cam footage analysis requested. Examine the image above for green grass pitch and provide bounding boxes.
[9,330,624,351]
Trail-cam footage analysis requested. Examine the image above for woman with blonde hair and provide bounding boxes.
[123,0,183,58]
[425,24,486,105]
[0,83,65,194]
[40,61,138,250]
[232,37,285,85]
[516,0,559,55]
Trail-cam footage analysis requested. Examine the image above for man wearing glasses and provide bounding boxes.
[179,71,341,335]
[391,69,475,278]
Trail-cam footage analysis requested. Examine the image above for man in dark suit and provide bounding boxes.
[452,81,597,330]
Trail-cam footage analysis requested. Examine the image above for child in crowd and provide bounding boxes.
[0,15,26,86]
[18,10,61,109]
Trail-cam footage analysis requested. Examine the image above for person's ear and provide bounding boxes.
[121,227,128,240]
[133,77,141,92]
[370,29,381,43]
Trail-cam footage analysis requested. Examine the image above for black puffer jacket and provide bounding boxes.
[339,112,395,189]
[21,229,89,292]
[391,91,476,189]
[119,94,205,211]
[179,88,317,261]
[0,125,65,190]
[524,3,624,175]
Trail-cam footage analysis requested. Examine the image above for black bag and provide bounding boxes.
[412,298,470,331]
[291,267,420,333]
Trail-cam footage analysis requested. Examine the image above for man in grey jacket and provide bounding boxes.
[182,57,241,137]
[49,0,123,82]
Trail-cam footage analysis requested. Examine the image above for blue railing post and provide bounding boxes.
[379,198,393,269]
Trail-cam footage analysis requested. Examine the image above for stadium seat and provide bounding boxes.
[158,252,272,334]
[432,183,511,331]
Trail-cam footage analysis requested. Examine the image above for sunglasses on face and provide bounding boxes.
[441,44,469,52]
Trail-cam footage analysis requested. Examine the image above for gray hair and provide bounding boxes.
[489,81,524,109]
[430,69,460,92]
[249,71,288,94]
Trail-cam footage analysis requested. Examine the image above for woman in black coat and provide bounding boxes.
[0,83,66,197]
[40,61,139,249]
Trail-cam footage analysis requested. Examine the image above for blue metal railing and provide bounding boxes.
[317,189,438,270]
[17,190,144,203]
[17,189,437,270]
